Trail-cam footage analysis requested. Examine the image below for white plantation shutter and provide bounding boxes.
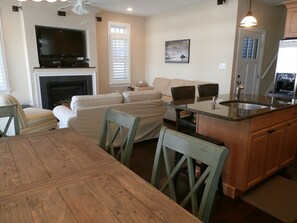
[0,15,9,92]
[108,22,131,86]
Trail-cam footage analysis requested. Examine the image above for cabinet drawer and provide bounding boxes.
[287,106,297,119]
[250,109,289,132]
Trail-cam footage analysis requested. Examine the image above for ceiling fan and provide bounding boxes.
[58,0,103,15]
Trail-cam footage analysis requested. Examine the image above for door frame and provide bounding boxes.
[233,27,266,95]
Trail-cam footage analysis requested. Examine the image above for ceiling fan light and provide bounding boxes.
[33,0,43,2]
[47,0,57,2]
[71,5,89,15]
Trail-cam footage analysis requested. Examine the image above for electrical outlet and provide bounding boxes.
[219,63,227,70]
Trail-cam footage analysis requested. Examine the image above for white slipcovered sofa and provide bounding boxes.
[152,77,209,121]
[53,90,166,143]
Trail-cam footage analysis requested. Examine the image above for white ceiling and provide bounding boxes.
[88,0,284,17]
[90,0,208,17]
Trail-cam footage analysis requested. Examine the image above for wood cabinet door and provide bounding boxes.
[264,123,286,177]
[245,130,268,188]
[280,119,297,167]
[285,2,297,38]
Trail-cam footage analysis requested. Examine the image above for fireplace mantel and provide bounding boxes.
[33,68,97,108]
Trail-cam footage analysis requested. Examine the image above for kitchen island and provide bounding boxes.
[166,94,297,198]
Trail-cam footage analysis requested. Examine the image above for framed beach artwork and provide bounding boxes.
[165,39,190,63]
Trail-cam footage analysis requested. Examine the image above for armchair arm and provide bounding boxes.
[53,105,75,128]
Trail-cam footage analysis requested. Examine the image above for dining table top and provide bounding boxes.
[0,128,201,223]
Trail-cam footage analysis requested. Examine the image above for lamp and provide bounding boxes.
[240,0,257,27]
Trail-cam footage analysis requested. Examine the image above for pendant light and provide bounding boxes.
[17,0,68,2]
[240,0,258,27]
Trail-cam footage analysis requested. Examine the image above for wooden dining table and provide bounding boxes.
[0,128,201,223]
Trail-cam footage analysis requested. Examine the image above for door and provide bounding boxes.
[235,28,265,95]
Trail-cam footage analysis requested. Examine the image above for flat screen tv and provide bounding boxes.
[35,26,88,68]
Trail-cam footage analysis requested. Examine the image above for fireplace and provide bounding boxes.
[40,76,93,109]
[33,68,97,109]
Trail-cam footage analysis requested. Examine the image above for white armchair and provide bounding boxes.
[0,93,57,135]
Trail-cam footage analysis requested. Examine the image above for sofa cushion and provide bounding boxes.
[164,79,187,96]
[152,77,170,94]
[70,93,123,111]
[24,107,56,126]
[122,90,162,103]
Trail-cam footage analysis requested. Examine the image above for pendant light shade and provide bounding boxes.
[240,0,258,27]
[17,0,68,2]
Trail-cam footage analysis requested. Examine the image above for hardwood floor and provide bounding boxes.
[129,120,297,223]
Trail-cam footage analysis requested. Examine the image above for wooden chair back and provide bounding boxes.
[0,104,20,137]
[151,127,228,223]
[99,108,140,167]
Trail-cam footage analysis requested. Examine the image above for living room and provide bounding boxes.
[1,0,297,222]
[0,0,286,106]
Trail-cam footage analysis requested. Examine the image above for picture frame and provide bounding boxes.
[165,39,190,63]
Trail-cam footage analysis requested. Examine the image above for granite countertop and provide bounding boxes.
[166,94,297,121]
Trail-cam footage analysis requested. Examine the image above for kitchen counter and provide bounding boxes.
[166,94,297,121]
[166,94,297,198]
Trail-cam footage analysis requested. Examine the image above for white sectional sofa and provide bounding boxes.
[152,77,209,121]
[53,90,166,143]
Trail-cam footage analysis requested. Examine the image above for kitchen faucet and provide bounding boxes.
[235,81,244,100]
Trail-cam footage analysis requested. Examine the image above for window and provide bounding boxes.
[241,36,259,60]
[108,21,131,86]
[0,15,9,92]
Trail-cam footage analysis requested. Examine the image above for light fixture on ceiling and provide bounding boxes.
[71,3,89,15]
[17,0,68,2]
[240,0,257,27]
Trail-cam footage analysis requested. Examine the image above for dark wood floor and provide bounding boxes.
[129,120,297,223]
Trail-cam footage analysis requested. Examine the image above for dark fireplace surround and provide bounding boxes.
[39,75,93,109]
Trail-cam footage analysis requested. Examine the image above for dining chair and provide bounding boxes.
[99,108,141,167]
[197,83,219,97]
[171,86,196,133]
[0,104,20,137]
[151,127,228,223]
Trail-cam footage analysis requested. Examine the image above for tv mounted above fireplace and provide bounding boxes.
[35,26,89,68]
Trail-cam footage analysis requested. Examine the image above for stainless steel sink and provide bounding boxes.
[219,101,269,110]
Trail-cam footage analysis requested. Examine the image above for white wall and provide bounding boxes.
[1,0,286,102]
[145,0,238,94]
[0,0,29,104]
[96,11,145,94]
[0,0,98,105]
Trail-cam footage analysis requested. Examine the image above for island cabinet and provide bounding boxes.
[284,0,297,38]
[280,118,297,167]
[197,106,297,199]
[245,123,285,188]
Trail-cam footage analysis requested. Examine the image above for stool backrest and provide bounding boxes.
[197,84,219,97]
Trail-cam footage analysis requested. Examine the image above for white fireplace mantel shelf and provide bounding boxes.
[33,67,97,108]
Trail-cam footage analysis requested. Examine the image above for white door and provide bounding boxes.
[235,28,265,95]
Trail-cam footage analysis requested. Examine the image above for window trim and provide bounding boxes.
[108,21,131,87]
[0,13,10,93]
